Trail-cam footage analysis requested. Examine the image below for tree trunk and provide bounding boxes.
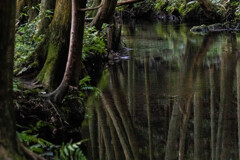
[0,1,43,160]
[36,0,72,90]
[90,0,117,30]
[0,1,24,159]
[47,0,87,102]
[107,18,122,51]
[35,0,56,36]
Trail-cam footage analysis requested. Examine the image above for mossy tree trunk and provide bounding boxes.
[47,0,87,102]
[36,0,71,90]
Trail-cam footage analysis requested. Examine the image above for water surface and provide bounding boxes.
[84,21,240,160]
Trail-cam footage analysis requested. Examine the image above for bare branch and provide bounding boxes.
[80,3,103,11]
[80,0,143,12]
[117,0,144,7]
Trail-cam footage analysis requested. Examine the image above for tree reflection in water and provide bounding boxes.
[83,22,240,160]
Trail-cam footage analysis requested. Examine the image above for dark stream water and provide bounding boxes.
[83,21,240,160]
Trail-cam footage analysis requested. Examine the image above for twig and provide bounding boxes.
[117,0,144,7]
[20,143,46,160]
[80,4,103,11]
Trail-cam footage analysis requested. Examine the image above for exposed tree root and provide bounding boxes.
[20,143,45,160]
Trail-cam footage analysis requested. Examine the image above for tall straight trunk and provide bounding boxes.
[90,0,117,30]
[0,1,29,159]
[46,0,87,102]
[237,59,240,160]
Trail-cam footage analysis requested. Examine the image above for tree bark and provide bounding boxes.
[47,0,87,102]
[0,1,44,160]
[36,0,72,90]
[0,1,24,159]
[90,0,117,30]
[35,0,56,36]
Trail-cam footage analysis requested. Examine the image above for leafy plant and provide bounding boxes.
[79,75,100,98]
[82,25,107,60]
[14,8,54,76]
[17,122,54,155]
[17,122,87,159]
[15,14,42,75]
[54,140,88,160]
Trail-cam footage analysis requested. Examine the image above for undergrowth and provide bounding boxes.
[17,121,87,160]
[82,24,107,60]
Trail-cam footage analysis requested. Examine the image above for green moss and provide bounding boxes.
[37,43,59,88]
